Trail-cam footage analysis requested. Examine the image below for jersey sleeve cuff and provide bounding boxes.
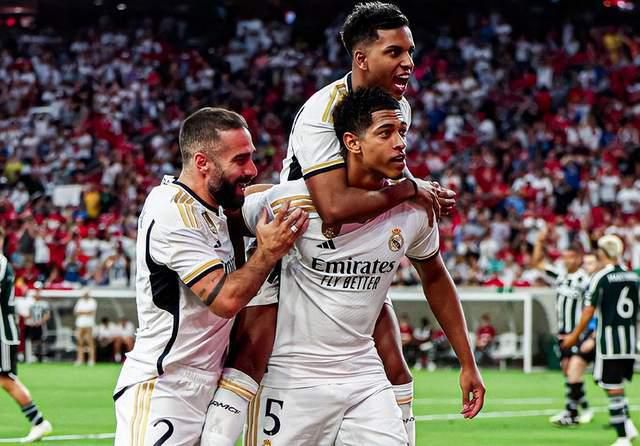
[302,159,345,180]
[183,259,224,287]
[406,249,440,262]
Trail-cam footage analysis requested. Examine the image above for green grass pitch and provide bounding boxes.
[0,363,636,445]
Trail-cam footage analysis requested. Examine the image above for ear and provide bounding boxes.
[343,132,362,155]
[353,48,368,71]
[193,152,209,173]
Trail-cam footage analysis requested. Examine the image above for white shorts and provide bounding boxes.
[244,378,407,446]
[114,366,218,446]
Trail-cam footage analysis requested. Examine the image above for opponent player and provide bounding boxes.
[563,235,639,446]
[113,108,308,445]
[216,88,482,445]
[202,4,455,444]
[530,227,593,426]
[0,228,53,443]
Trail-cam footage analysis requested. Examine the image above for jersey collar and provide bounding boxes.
[173,179,220,214]
[346,72,353,93]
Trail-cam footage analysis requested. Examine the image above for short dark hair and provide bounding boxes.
[332,87,401,157]
[341,2,409,56]
[179,107,248,165]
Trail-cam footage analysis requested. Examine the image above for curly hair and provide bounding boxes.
[332,87,401,158]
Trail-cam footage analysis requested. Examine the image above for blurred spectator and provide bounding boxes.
[399,314,415,365]
[413,318,437,371]
[475,314,497,366]
[113,317,135,363]
[23,288,50,363]
[73,290,96,366]
[0,10,639,288]
[95,316,117,362]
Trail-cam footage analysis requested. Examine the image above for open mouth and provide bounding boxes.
[390,155,406,165]
[393,74,410,92]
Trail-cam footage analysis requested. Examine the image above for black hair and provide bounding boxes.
[341,2,409,56]
[179,107,248,165]
[332,87,401,157]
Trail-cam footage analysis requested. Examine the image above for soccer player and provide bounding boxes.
[24,287,51,363]
[202,4,455,445]
[563,235,640,446]
[222,87,484,445]
[0,228,53,443]
[113,108,308,445]
[530,227,593,426]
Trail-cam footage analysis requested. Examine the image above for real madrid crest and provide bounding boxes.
[388,227,404,252]
[322,223,341,239]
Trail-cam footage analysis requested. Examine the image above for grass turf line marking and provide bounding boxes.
[414,397,556,405]
[0,433,115,443]
[416,405,640,422]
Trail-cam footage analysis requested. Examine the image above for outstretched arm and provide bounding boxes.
[412,254,486,419]
[191,203,309,318]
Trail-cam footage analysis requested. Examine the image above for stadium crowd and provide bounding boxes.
[1,11,640,292]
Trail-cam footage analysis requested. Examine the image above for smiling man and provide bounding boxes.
[235,88,483,446]
[112,108,307,446]
[202,5,457,445]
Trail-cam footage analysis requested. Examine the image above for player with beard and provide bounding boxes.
[113,108,309,445]
[202,4,455,445]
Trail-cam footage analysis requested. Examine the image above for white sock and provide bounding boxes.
[201,368,258,446]
[393,381,415,446]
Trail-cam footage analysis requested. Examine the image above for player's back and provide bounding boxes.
[589,265,640,358]
[117,177,236,390]
[242,180,439,388]
[281,72,411,182]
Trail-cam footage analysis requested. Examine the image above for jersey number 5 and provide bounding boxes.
[617,286,634,319]
[263,398,284,436]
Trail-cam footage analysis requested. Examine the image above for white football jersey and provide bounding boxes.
[242,179,438,388]
[281,72,412,182]
[116,176,237,391]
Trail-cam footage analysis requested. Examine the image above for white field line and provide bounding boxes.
[415,404,640,422]
[414,397,557,405]
[1,404,638,440]
[0,433,114,443]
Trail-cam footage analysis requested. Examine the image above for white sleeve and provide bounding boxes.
[405,211,440,261]
[241,190,272,236]
[292,120,345,180]
[149,221,226,287]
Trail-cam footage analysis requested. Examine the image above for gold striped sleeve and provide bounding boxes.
[218,378,256,401]
[396,396,413,405]
[302,158,345,178]
[272,198,314,212]
[270,195,311,208]
[183,258,223,286]
[183,198,199,228]
[321,85,339,123]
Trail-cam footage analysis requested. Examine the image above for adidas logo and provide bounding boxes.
[317,240,336,249]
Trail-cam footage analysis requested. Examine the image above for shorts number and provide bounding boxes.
[617,286,634,319]
[152,419,174,446]
[263,398,284,436]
